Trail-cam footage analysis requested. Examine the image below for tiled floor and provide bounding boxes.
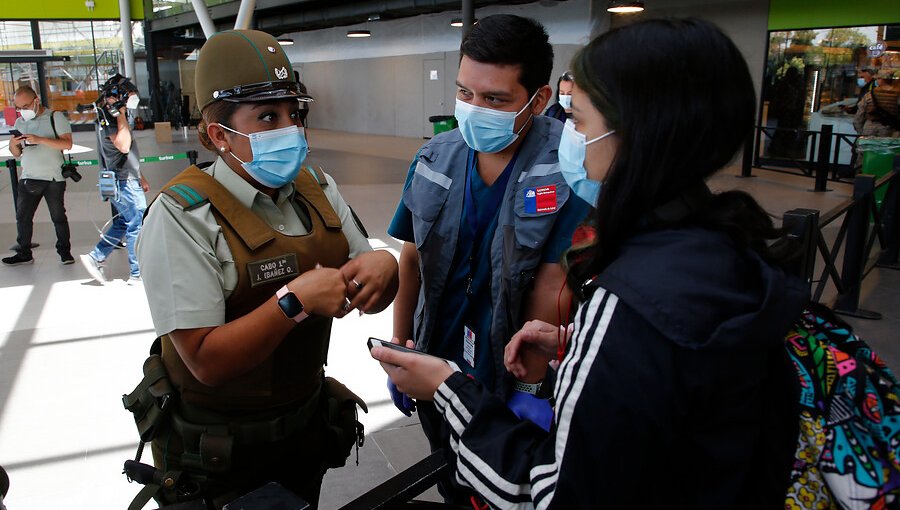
[0,127,896,509]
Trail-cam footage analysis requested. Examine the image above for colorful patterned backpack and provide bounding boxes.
[784,303,900,509]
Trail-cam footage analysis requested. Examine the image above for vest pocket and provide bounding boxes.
[403,171,450,249]
[512,174,571,251]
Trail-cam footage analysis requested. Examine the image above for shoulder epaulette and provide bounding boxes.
[163,183,209,210]
[304,166,328,188]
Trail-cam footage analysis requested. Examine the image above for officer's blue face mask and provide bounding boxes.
[558,94,572,110]
[558,119,616,207]
[454,91,538,153]
[857,77,867,87]
[218,123,308,189]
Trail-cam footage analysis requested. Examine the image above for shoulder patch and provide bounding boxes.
[163,183,209,210]
[304,166,328,187]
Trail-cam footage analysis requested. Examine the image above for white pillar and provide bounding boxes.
[191,0,218,39]
[234,0,257,30]
[119,0,136,79]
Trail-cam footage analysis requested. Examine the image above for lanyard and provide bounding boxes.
[463,148,517,239]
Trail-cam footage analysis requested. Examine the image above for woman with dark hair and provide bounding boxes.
[133,30,398,508]
[544,71,574,122]
[372,18,804,509]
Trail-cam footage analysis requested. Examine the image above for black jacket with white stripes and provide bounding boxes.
[433,226,807,509]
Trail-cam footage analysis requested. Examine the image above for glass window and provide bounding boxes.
[39,21,125,125]
[0,21,36,121]
[760,25,898,164]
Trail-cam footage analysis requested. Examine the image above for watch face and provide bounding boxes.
[278,292,303,318]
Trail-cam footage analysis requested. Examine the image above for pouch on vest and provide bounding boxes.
[321,376,367,468]
[123,353,175,443]
[98,169,117,202]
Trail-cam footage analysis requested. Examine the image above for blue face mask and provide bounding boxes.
[558,94,572,110]
[558,119,615,207]
[454,92,537,153]
[857,77,867,87]
[218,124,308,189]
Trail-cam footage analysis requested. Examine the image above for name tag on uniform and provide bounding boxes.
[523,185,557,214]
[247,254,299,287]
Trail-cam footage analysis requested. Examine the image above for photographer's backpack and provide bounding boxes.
[784,303,900,509]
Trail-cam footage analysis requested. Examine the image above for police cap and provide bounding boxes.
[195,30,313,111]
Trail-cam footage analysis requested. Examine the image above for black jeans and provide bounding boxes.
[15,179,71,258]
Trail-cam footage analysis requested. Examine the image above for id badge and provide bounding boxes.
[463,325,476,368]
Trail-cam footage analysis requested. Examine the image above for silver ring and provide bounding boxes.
[342,297,352,312]
[352,279,364,290]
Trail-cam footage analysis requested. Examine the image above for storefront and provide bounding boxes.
[759,0,900,168]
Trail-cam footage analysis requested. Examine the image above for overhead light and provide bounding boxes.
[367,14,381,22]
[607,0,644,13]
[346,30,371,38]
[153,4,173,12]
[277,38,294,46]
[450,18,477,27]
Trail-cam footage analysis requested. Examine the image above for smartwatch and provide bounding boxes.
[513,379,542,395]
[276,285,308,323]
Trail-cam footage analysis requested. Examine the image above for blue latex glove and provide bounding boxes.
[507,390,553,432]
[387,377,416,416]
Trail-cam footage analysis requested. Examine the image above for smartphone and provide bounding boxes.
[367,337,427,356]
[9,129,23,137]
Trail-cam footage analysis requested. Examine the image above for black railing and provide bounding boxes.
[745,125,861,190]
[782,164,900,319]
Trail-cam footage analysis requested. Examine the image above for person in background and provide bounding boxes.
[3,86,74,266]
[80,74,149,284]
[388,14,589,505]
[544,71,574,122]
[373,17,805,509]
[854,68,900,137]
[841,67,877,115]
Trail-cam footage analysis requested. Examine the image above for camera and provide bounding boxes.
[61,163,82,182]
[96,74,138,118]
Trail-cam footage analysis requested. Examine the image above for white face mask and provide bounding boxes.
[18,97,37,121]
[126,94,140,110]
[558,94,572,110]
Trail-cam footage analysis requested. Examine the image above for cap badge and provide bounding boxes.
[213,91,220,98]
[267,46,276,53]
[274,66,289,80]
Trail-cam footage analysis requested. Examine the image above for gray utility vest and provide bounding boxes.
[403,116,572,391]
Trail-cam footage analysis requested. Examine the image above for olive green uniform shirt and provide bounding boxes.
[136,157,372,336]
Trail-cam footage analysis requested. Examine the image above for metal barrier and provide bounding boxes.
[781,164,900,320]
[744,125,860,191]
[2,150,199,215]
[338,450,452,509]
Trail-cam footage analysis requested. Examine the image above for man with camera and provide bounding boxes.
[80,75,148,284]
[3,86,75,266]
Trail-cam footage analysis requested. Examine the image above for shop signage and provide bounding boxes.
[868,42,885,58]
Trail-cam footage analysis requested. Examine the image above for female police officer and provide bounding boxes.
[132,30,398,508]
